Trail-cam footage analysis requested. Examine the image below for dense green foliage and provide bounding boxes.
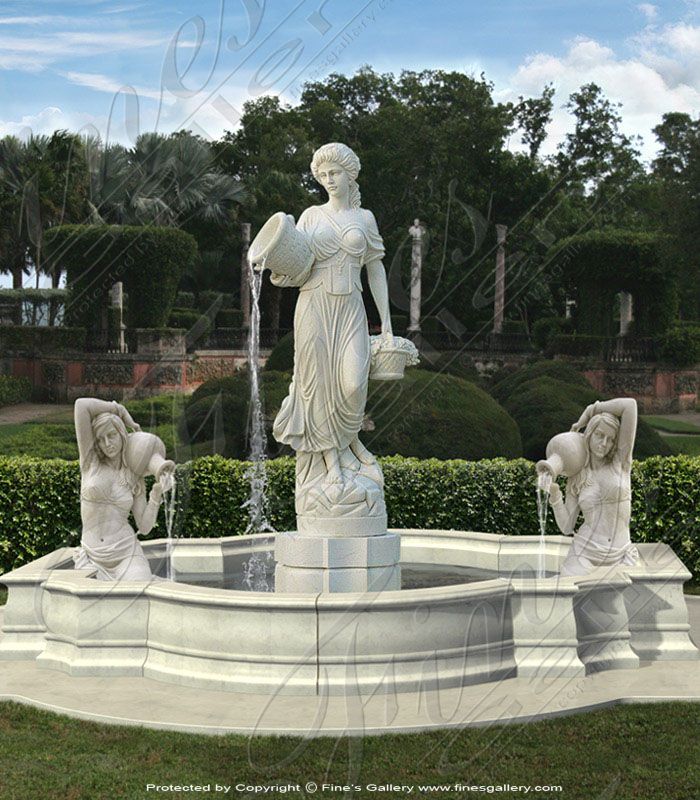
[0,375,31,407]
[365,369,522,460]
[490,360,672,460]
[0,701,698,800]
[264,331,295,372]
[0,325,86,353]
[1,454,699,577]
[552,229,676,336]
[178,371,293,459]
[660,325,700,367]
[45,225,197,331]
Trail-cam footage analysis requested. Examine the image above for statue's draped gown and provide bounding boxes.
[272,205,386,519]
[273,205,384,454]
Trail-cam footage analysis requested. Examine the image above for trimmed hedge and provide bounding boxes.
[46,225,197,331]
[0,326,86,354]
[552,229,676,336]
[661,326,700,367]
[0,454,698,578]
[0,376,31,407]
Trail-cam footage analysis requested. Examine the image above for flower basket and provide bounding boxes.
[369,335,420,381]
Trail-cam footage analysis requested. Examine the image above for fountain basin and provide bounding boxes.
[0,530,696,696]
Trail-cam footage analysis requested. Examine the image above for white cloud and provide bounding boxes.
[0,106,106,140]
[508,32,700,163]
[0,30,166,71]
[61,70,164,102]
[637,4,658,21]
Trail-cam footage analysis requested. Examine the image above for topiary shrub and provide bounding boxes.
[264,332,295,373]
[551,229,676,336]
[0,376,31,407]
[416,352,481,384]
[363,369,522,460]
[491,360,591,405]
[178,370,292,459]
[45,225,197,332]
[660,326,700,367]
[0,326,86,354]
[175,291,195,309]
[491,362,672,460]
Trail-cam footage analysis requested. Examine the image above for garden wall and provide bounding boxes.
[580,364,698,413]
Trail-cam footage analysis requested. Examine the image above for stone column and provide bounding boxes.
[493,224,507,335]
[109,282,127,354]
[619,292,633,335]
[240,222,251,329]
[407,219,423,334]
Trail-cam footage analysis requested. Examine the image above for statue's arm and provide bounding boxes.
[598,398,637,465]
[549,482,579,535]
[366,260,392,336]
[132,483,163,536]
[74,398,116,468]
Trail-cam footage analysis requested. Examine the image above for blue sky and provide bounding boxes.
[0,0,699,161]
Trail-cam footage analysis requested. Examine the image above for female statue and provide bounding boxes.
[539,398,639,576]
[270,143,392,522]
[73,398,174,581]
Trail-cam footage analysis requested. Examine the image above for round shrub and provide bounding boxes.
[490,360,591,405]
[363,369,522,460]
[495,370,671,461]
[179,370,292,459]
[416,352,481,383]
[264,332,295,373]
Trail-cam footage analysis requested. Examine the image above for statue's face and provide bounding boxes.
[316,161,349,199]
[97,422,123,459]
[589,420,617,459]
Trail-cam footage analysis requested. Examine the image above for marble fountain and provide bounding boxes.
[0,142,697,733]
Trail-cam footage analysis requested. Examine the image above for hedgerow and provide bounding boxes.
[0,375,31,407]
[0,454,698,578]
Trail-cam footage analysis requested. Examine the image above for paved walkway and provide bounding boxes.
[0,403,73,425]
[0,598,697,737]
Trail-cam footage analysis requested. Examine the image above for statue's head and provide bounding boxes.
[92,412,128,462]
[583,412,620,461]
[311,143,361,209]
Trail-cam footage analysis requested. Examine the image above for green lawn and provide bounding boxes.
[0,700,697,799]
[642,415,700,435]
[664,434,700,457]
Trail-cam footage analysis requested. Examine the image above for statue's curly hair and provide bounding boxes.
[310,142,361,209]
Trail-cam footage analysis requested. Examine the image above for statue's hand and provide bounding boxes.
[548,483,563,505]
[115,403,140,431]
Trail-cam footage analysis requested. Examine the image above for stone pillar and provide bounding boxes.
[493,224,507,335]
[240,222,251,329]
[619,292,633,335]
[109,282,127,354]
[407,219,423,334]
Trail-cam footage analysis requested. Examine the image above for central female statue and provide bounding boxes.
[271,143,392,525]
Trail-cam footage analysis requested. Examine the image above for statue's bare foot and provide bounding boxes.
[322,449,344,485]
[349,437,375,466]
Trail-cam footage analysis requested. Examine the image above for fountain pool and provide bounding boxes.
[1,529,696,697]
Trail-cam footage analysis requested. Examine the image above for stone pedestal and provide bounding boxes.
[275,529,401,593]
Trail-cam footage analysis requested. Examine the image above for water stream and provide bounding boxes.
[164,478,177,581]
[535,471,552,579]
[241,257,275,590]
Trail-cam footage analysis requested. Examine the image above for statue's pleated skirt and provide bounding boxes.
[273,286,369,453]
